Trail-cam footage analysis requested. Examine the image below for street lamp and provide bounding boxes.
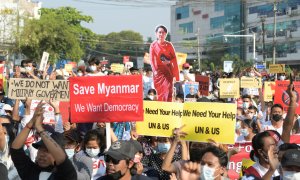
[223,33,256,61]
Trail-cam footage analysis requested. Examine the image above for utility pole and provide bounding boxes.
[272,1,277,64]
[197,28,201,71]
[260,16,266,63]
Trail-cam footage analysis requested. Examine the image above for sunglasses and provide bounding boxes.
[105,155,121,165]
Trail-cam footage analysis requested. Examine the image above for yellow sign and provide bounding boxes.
[110,63,124,73]
[219,78,240,98]
[264,82,275,102]
[269,64,285,73]
[136,101,237,144]
[240,159,255,177]
[240,77,262,88]
[181,102,236,144]
[136,101,182,137]
[176,52,187,71]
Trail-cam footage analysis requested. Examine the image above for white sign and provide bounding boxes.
[39,52,49,71]
[224,61,233,73]
[137,57,144,69]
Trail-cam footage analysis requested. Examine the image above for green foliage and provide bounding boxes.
[221,53,253,73]
[20,7,96,63]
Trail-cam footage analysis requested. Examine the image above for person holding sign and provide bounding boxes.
[149,25,179,102]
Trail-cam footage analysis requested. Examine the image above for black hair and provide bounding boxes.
[88,57,97,66]
[148,89,157,95]
[271,104,283,112]
[248,105,258,113]
[83,129,106,154]
[201,146,228,167]
[2,123,16,149]
[250,131,279,161]
[155,25,168,34]
[176,94,184,101]
[20,59,27,67]
[243,119,258,134]
[242,94,251,100]
[278,143,300,152]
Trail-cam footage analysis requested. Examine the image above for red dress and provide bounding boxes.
[150,40,179,102]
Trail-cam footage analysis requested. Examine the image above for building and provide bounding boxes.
[170,0,300,69]
[0,0,41,62]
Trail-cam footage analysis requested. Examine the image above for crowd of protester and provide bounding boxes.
[0,57,299,180]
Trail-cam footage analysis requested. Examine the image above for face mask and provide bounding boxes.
[240,128,249,137]
[85,148,100,158]
[280,76,286,80]
[200,165,216,180]
[25,67,32,71]
[248,72,255,77]
[90,66,97,71]
[282,171,296,180]
[183,70,189,74]
[157,143,171,153]
[65,148,75,159]
[272,114,282,122]
[77,72,83,76]
[243,102,250,109]
[148,95,154,100]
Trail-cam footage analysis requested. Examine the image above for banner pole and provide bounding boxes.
[106,123,111,150]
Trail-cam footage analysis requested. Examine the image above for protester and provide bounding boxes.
[236,119,258,142]
[10,101,77,179]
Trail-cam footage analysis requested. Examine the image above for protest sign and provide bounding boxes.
[137,57,144,69]
[8,78,69,101]
[59,101,70,123]
[39,51,49,71]
[195,75,209,96]
[176,52,187,71]
[69,75,143,123]
[240,77,262,88]
[64,64,73,72]
[110,63,124,73]
[269,64,285,73]
[264,82,275,102]
[240,159,255,177]
[224,61,233,73]
[136,101,183,137]
[30,100,55,124]
[183,82,199,102]
[137,101,236,144]
[181,102,237,144]
[219,78,240,98]
[274,80,300,114]
[227,153,250,180]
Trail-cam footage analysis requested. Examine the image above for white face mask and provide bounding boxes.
[5,135,9,143]
[282,171,297,180]
[183,69,189,74]
[200,165,216,180]
[77,72,83,76]
[65,148,75,159]
[25,66,32,72]
[240,128,249,137]
[90,66,97,72]
[280,76,286,80]
[243,102,250,109]
[86,148,100,158]
[148,95,154,100]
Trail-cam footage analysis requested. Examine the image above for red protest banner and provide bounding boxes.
[195,75,209,96]
[274,81,300,114]
[69,75,143,123]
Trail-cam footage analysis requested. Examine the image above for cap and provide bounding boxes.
[130,139,143,153]
[33,132,65,150]
[3,104,12,111]
[105,140,136,160]
[183,63,190,68]
[281,149,300,167]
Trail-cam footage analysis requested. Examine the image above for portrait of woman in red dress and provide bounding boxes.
[149,25,179,102]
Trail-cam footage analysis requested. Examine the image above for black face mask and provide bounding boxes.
[108,171,124,180]
[272,114,282,122]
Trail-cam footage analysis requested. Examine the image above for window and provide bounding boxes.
[176,5,189,20]
[215,0,224,11]
[179,22,193,34]
[210,16,225,29]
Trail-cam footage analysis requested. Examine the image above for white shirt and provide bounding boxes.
[252,161,280,178]
[261,120,283,135]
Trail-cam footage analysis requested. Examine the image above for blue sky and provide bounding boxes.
[42,0,172,40]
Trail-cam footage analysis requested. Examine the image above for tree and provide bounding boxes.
[20,7,95,63]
